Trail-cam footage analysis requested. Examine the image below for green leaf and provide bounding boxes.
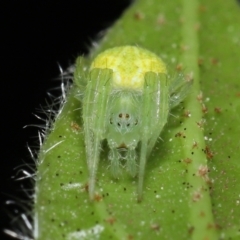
[34,0,240,239]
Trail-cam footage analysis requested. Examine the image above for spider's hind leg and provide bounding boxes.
[74,56,91,101]
[169,73,193,109]
[137,72,169,202]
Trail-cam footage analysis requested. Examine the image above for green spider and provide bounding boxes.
[74,46,191,201]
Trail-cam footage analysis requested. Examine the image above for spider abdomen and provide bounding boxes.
[90,46,167,89]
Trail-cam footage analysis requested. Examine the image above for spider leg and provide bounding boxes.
[74,56,91,101]
[126,149,138,177]
[109,148,122,178]
[169,73,192,109]
[146,73,169,157]
[74,57,91,84]
[83,68,112,200]
[138,72,169,201]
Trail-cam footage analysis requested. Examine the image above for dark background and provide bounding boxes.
[1,1,131,239]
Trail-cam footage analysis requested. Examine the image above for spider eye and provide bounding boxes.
[109,110,139,130]
[118,113,130,119]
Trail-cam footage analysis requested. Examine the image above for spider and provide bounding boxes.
[74,46,191,201]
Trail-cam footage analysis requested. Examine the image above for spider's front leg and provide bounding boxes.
[138,72,169,201]
[108,148,122,178]
[83,68,112,200]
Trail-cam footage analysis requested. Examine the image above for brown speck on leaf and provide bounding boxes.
[181,44,190,52]
[214,107,222,113]
[176,63,183,71]
[197,91,203,103]
[198,58,204,66]
[183,110,191,118]
[199,211,206,217]
[183,158,192,164]
[192,141,198,149]
[157,14,165,25]
[207,223,222,230]
[201,103,208,114]
[134,11,144,20]
[211,58,219,65]
[82,183,89,192]
[185,72,194,83]
[105,217,116,225]
[204,146,214,159]
[236,92,240,98]
[175,131,185,138]
[71,121,81,132]
[128,234,134,240]
[197,165,209,177]
[188,226,194,235]
[196,119,205,129]
[94,193,102,202]
[199,5,207,13]
[197,165,211,183]
[220,170,226,175]
[192,190,202,202]
[205,177,213,186]
[150,223,160,231]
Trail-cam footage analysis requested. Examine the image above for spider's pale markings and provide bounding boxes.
[74,46,191,201]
